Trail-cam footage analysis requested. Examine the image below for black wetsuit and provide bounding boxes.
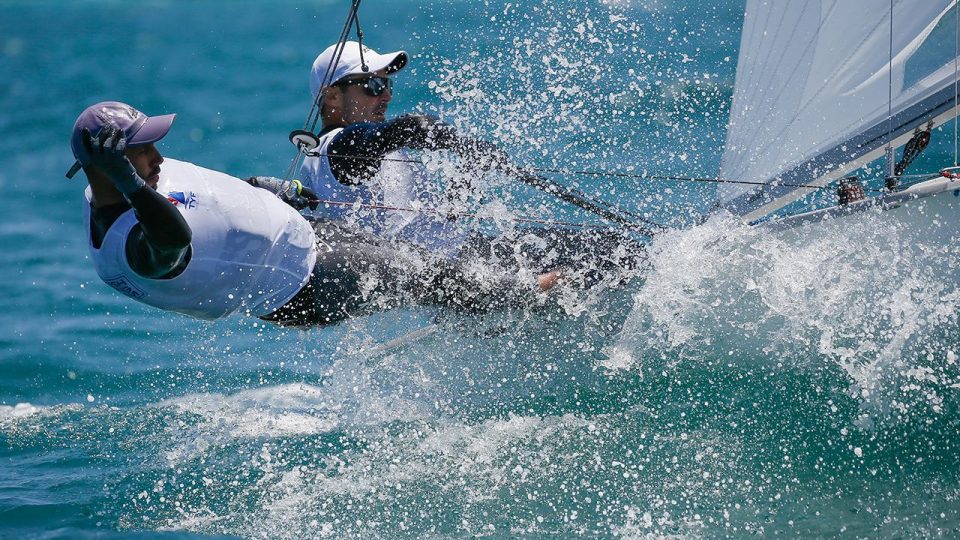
[261,218,534,327]
[322,114,474,185]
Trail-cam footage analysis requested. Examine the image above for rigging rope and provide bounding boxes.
[300,150,960,227]
[283,0,365,184]
[306,0,364,134]
[311,152,833,190]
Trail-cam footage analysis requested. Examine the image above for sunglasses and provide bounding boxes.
[335,76,393,97]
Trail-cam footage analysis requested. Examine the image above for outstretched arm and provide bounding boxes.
[80,124,192,278]
[326,114,483,184]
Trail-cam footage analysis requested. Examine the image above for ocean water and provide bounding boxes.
[2,0,960,538]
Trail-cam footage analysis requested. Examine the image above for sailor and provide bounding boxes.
[68,101,559,327]
[300,41,491,256]
[300,42,643,284]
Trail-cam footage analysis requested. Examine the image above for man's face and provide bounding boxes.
[125,143,164,189]
[329,68,393,124]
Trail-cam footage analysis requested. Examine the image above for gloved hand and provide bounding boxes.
[456,136,503,158]
[452,136,515,174]
[245,177,320,211]
[77,122,146,196]
[401,114,460,150]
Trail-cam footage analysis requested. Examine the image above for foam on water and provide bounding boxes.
[0,403,42,420]
[104,399,746,538]
[612,205,960,423]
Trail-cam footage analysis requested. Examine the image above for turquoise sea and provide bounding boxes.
[3,0,960,538]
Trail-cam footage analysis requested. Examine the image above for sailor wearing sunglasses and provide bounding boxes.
[300,41,481,257]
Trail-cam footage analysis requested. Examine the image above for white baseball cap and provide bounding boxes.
[309,41,408,99]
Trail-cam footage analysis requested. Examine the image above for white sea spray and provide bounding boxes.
[611,205,960,423]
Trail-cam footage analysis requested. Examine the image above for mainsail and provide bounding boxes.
[719,0,960,222]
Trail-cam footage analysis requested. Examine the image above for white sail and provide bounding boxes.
[720,0,959,221]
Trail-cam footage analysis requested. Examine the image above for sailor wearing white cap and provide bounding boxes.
[299,41,485,256]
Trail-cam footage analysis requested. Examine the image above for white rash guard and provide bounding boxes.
[85,158,318,320]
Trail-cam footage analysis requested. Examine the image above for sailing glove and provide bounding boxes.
[450,136,514,174]
[399,114,460,150]
[245,176,320,211]
[78,122,146,196]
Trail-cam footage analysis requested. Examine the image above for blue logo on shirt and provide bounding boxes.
[167,191,197,209]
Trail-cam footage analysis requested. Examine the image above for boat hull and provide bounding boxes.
[760,176,960,243]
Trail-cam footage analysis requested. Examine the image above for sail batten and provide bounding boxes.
[720,0,960,219]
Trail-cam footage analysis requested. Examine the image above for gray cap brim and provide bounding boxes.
[128,113,176,146]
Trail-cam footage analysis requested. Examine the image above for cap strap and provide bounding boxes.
[65,160,82,179]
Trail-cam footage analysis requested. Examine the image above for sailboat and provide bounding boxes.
[719,0,960,233]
